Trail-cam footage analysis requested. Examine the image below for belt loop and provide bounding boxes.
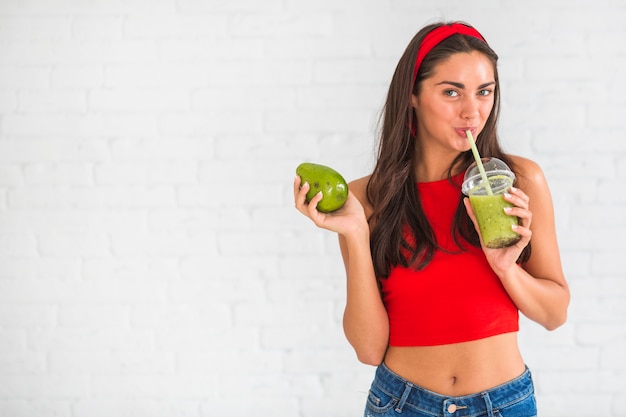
[482,392,495,417]
[394,383,412,413]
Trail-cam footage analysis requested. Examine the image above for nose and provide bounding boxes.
[460,95,479,120]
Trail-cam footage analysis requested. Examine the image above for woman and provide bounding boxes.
[294,21,569,416]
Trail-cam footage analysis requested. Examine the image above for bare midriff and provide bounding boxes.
[383,332,525,397]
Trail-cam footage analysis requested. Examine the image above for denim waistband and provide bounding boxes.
[373,362,534,416]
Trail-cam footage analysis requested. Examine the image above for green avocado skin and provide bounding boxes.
[296,162,348,213]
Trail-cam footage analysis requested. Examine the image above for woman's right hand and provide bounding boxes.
[293,175,368,237]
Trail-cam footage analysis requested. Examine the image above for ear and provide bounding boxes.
[410,94,419,109]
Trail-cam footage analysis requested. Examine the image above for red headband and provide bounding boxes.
[412,23,486,82]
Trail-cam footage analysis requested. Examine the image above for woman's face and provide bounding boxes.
[411,51,495,155]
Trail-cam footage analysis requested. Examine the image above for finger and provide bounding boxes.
[305,192,331,227]
[512,223,532,247]
[504,205,532,230]
[503,194,527,210]
[307,191,323,216]
[512,222,532,237]
[293,175,301,195]
[505,187,529,208]
[509,186,529,199]
[293,175,303,205]
[295,181,310,212]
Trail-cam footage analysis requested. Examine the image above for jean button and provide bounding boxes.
[447,404,457,413]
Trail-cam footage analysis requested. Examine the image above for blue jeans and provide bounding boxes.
[364,363,537,417]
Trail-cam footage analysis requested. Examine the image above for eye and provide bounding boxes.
[478,89,492,96]
[444,89,459,97]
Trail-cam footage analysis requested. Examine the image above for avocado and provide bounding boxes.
[296,162,348,213]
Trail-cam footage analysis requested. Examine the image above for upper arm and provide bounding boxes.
[513,157,568,289]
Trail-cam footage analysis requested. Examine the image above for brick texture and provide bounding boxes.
[0,1,625,416]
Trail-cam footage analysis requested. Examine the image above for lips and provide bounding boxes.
[455,127,477,138]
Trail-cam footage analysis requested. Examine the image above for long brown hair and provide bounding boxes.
[367,21,531,279]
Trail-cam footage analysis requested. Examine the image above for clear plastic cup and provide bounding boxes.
[461,157,521,249]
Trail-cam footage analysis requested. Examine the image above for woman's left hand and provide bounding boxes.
[463,186,532,276]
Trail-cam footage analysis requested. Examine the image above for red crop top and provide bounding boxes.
[381,174,519,346]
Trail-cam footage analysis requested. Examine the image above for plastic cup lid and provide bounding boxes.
[461,157,515,195]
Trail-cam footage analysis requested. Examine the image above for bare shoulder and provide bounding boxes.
[348,175,373,217]
[348,175,371,204]
[509,155,548,192]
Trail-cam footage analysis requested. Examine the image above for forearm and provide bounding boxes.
[340,231,389,365]
[498,265,569,330]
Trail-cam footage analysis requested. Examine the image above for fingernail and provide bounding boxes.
[510,186,517,192]
[504,207,512,213]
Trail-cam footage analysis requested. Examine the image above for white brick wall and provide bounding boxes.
[0,1,624,416]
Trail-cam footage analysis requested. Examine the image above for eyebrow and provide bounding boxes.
[436,81,496,89]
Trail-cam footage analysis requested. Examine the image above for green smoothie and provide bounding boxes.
[469,192,520,248]
[462,158,521,249]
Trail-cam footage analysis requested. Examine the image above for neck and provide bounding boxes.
[413,149,462,183]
